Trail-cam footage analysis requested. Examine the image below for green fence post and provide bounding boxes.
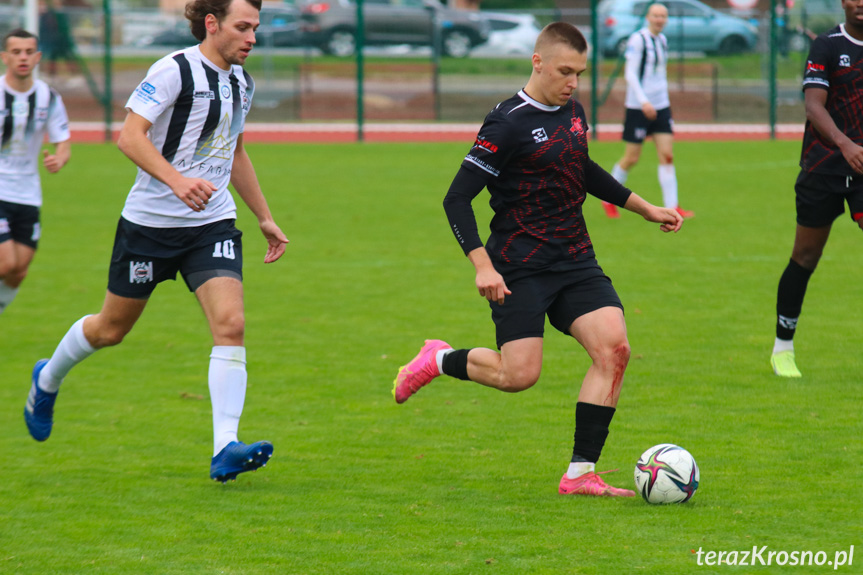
[769,0,777,140]
[590,0,598,140]
[356,0,364,142]
[103,0,112,142]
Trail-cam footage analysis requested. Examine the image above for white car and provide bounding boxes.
[474,12,542,56]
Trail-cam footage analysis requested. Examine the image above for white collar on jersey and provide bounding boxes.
[839,24,863,46]
[517,89,560,112]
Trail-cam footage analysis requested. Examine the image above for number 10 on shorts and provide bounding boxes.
[212,239,236,260]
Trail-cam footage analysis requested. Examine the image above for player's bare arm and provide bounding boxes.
[624,192,683,233]
[117,111,216,212]
[42,140,70,173]
[230,133,288,263]
[805,88,863,174]
[467,246,511,304]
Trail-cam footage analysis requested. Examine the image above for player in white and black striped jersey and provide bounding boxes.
[0,29,71,316]
[24,0,289,483]
[603,3,694,220]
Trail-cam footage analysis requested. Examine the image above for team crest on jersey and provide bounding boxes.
[839,54,851,68]
[532,127,548,143]
[570,117,584,135]
[12,101,29,117]
[219,84,233,101]
[129,261,154,284]
[36,108,48,121]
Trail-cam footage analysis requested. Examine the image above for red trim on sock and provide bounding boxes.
[852,212,863,222]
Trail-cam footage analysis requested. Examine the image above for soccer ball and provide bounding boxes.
[634,443,699,504]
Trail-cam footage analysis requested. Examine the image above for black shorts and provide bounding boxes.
[489,268,623,349]
[107,218,243,299]
[795,171,863,227]
[0,200,41,248]
[622,107,673,144]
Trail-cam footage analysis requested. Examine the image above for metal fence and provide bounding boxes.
[0,1,845,140]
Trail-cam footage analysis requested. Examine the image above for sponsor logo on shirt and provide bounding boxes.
[839,54,850,67]
[532,127,548,143]
[473,137,498,154]
[134,82,161,106]
[195,90,216,100]
[130,261,154,284]
[37,108,48,121]
[806,61,825,73]
[242,93,250,112]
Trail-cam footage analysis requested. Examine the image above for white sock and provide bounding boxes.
[773,338,794,355]
[658,164,678,208]
[611,163,628,185]
[0,280,19,315]
[566,461,595,479]
[435,348,452,375]
[39,316,97,393]
[209,346,247,456]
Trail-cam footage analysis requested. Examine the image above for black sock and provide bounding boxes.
[776,258,814,340]
[441,349,471,381]
[571,402,616,464]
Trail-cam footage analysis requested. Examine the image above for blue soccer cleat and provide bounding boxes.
[210,441,274,483]
[24,359,58,442]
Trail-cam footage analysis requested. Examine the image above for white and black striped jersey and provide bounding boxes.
[623,28,670,110]
[122,45,254,228]
[0,77,70,207]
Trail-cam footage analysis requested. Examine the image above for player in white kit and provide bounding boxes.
[0,29,71,316]
[24,0,289,483]
[602,4,693,219]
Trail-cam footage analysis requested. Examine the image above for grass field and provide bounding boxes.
[1,140,861,574]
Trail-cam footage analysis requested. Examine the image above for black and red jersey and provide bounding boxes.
[800,24,863,175]
[456,90,630,278]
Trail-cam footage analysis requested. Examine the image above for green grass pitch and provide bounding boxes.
[1,140,861,574]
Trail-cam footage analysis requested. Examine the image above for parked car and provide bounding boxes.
[599,0,759,56]
[472,12,542,56]
[298,0,491,58]
[137,5,302,48]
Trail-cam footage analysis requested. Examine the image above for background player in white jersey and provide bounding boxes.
[602,3,694,220]
[0,29,70,315]
[24,0,289,483]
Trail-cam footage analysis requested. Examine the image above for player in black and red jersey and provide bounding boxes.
[771,0,863,378]
[392,22,683,497]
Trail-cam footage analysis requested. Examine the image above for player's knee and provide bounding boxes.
[660,153,673,164]
[0,259,15,278]
[595,340,631,372]
[90,323,131,348]
[213,312,245,343]
[498,366,541,392]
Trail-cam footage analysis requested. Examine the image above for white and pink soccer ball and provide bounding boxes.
[634,443,700,504]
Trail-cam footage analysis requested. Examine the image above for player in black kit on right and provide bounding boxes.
[771,0,863,378]
[392,22,683,497]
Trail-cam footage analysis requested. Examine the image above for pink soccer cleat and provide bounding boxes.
[602,201,620,218]
[675,206,695,219]
[558,471,636,497]
[392,339,452,404]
